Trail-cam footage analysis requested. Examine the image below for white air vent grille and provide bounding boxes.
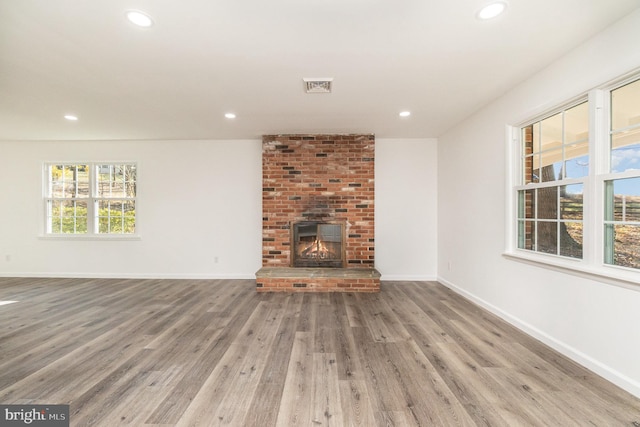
[303,78,333,93]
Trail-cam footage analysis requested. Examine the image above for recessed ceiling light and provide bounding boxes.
[476,1,507,20]
[399,111,411,117]
[64,114,78,121]
[126,10,153,27]
[224,113,236,119]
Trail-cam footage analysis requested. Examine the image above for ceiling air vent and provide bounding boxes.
[303,78,333,93]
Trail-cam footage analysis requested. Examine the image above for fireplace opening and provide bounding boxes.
[292,221,345,268]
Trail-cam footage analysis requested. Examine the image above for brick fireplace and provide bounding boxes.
[256,134,381,292]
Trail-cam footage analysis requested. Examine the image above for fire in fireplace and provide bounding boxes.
[292,221,345,268]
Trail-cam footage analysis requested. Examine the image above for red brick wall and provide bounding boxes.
[261,134,375,268]
[256,276,379,292]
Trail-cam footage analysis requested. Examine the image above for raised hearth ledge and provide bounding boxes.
[255,267,381,292]
[256,267,381,279]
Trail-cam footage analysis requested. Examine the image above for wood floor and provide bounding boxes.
[0,278,638,426]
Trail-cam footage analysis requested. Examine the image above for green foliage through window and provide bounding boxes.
[45,163,137,235]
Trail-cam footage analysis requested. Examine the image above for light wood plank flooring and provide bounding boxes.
[0,278,638,426]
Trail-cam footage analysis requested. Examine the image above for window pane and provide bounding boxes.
[522,126,533,155]
[75,166,90,197]
[560,184,583,221]
[611,177,640,222]
[560,222,583,259]
[47,200,87,234]
[611,79,640,131]
[611,132,640,173]
[97,164,137,198]
[540,113,563,152]
[49,164,89,198]
[522,125,536,184]
[540,151,562,181]
[560,184,584,259]
[47,200,61,233]
[124,164,137,197]
[531,122,541,153]
[518,189,536,219]
[523,155,536,184]
[538,186,558,219]
[62,166,75,198]
[604,177,640,269]
[518,220,535,250]
[523,102,590,184]
[537,222,557,255]
[606,225,640,269]
[564,141,589,179]
[49,165,63,197]
[531,154,541,183]
[97,165,117,197]
[611,79,640,173]
[97,199,136,234]
[564,102,589,144]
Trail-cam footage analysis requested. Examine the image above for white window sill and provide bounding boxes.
[38,234,141,241]
[503,250,640,291]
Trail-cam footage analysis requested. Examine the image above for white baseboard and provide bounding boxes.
[1,272,438,282]
[0,272,256,280]
[437,275,640,399]
[380,274,437,281]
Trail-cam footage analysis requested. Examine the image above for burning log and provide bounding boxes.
[299,239,336,259]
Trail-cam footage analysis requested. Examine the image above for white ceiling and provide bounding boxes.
[1,0,639,141]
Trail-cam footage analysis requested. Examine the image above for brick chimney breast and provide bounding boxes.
[257,134,380,292]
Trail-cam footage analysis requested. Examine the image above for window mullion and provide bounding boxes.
[87,163,96,235]
[603,180,614,264]
[584,89,605,266]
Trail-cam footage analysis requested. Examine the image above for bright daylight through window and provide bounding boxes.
[44,163,137,235]
[605,79,640,269]
[512,75,640,277]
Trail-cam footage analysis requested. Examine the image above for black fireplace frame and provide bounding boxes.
[291,221,346,268]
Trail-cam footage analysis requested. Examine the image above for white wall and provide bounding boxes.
[0,138,438,280]
[438,10,640,397]
[376,138,438,280]
[0,139,263,279]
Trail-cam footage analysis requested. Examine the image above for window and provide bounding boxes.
[517,102,588,259]
[604,177,640,269]
[45,163,137,236]
[604,78,640,270]
[511,74,640,280]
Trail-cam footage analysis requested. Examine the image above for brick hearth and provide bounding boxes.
[257,134,380,292]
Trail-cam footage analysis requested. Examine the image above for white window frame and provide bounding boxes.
[505,74,640,288]
[41,162,140,240]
